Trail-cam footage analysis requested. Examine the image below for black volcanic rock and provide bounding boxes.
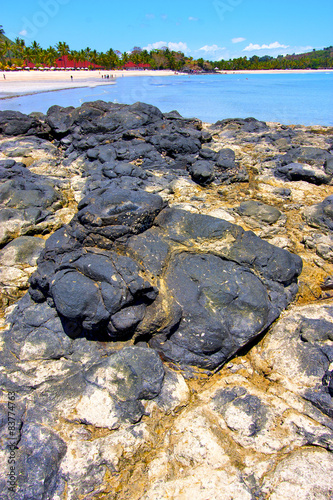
[29,188,164,337]
[145,208,302,370]
[46,101,164,138]
[188,160,215,185]
[235,200,282,225]
[0,110,38,136]
[27,190,302,370]
[275,163,332,185]
[154,252,273,369]
[303,195,333,231]
[0,159,64,245]
[76,187,166,241]
[213,117,269,134]
[216,148,236,169]
[149,132,201,157]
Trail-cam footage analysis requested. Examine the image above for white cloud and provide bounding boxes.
[168,42,189,52]
[243,41,289,51]
[232,37,246,43]
[293,45,313,53]
[144,41,168,51]
[143,41,189,53]
[19,30,28,36]
[199,44,226,52]
[145,14,155,20]
[189,17,199,21]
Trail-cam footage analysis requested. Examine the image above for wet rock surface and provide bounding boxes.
[0,101,332,499]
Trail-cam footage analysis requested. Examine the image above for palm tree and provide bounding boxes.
[121,51,129,65]
[69,49,79,69]
[29,40,42,66]
[90,49,98,66]
[84,47,92,63]
[0,25,5,36]
[105,48,120,69]
[13,37,25,63]
[44,46,58,67]
[56,41,70,67]
[3,40,12,57]
[0,44,7,66]
[77,49,86,68]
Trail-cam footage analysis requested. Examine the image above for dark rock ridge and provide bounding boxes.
[0,102,248,192]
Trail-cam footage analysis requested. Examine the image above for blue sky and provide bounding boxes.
[2,0,333,60]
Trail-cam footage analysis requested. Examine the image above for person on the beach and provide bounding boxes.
[3,74,5,79]
[71,75,73,80]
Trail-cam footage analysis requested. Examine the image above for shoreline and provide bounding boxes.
[218,69,333,74]
[0,68,332,100]
[0,69,179,99]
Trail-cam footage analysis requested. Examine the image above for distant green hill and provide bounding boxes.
[285,46,333,60]
[0,30,14,46]
[214,46,333,70]
[283,46,333,68]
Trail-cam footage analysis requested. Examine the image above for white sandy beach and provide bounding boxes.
[219,69,333,75]
[0,69,178,98]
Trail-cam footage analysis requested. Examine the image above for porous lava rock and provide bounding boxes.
[29,189,302,370]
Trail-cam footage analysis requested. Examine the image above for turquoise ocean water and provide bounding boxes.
[0,73,332,126]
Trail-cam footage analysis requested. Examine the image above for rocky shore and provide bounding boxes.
[0,101,332,499]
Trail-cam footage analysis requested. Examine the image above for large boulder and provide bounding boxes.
[146,208,302,370]
[28,198,302,371]
[46,101,165,137]
[156,252,274,369]
[303,195,333,231]
[274,162,332,185]
[213,117,269,134]
[235,200,282,225]
[0,160,64,246]
[188,160,215,185]
[30,247,157,338]
[76,188,166,242]
[0,110,39,136]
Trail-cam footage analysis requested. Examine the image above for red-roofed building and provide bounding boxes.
[123,62,152,70]
[54,55,102,69]
[24,55,102,69]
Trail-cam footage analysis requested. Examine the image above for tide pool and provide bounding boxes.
[0,72,332,126]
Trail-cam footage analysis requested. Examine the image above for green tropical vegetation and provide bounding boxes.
[213,47,333,70]
[0,24,332,71]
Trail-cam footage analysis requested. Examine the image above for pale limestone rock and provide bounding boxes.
[261,447,333,500]
[255,303,333,396]
[167,409,231,469]
[74,385,120,429]
[169,202,200,213]
[207,207,236,222]
[58,422,152,500]
[142,467,253,500]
